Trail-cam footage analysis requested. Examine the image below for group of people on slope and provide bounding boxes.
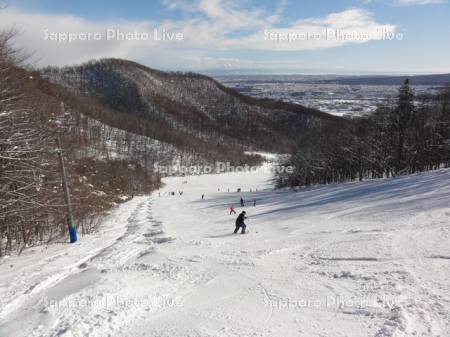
[201,194,253,235]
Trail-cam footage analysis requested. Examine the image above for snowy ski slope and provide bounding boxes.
[1,164,450,337]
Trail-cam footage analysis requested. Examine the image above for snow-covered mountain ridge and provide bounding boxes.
[42,59,342,153]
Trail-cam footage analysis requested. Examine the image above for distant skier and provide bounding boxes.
[229,206,236,215]
[234,211,247,234]
[253,199,256,207]
[202,194,205,200]
[240,197,244,207]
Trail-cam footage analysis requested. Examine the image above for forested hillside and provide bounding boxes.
[277,81,450,187]
[42,59,341,153]
[0,33,171,256]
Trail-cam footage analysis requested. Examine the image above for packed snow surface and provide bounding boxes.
[1,163,450,337]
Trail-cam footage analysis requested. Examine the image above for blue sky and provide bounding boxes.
[1,0,449,74]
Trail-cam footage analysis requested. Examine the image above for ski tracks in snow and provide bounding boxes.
[384,219,450,337]
[39,197,186,337]
[0,196,190,337]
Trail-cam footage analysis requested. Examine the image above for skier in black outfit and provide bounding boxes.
[240,197,244,207]
[234,211,247,234]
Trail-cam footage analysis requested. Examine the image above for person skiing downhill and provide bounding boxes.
[234,211,247,234]
[240,197,244,207]
[229,206,236,215]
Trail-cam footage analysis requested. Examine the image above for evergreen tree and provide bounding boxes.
[392,79,415,174]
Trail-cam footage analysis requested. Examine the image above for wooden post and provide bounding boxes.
[57,137,77,243]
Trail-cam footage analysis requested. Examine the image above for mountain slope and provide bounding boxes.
[1,163,449,336]
[42,59,342,152]
[1,56,267,256]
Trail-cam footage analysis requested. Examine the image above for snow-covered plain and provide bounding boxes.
[1,164,450,337]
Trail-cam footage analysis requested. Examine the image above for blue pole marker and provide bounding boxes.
[69,226,78,243]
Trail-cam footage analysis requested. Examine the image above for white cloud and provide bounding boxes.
[0,8,163,66]
[224,8,396,51]
[0,3,398,70]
